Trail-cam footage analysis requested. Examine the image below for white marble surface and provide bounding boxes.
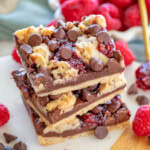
[0,56,149,150]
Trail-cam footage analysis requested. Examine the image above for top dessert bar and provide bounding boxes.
[14,15,125,97]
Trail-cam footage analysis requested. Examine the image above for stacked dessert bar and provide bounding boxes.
[12,15,131,145]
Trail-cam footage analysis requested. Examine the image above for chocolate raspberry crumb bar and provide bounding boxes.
[23,95,130,145]
[12,69,126,126]
[14,15,125,97]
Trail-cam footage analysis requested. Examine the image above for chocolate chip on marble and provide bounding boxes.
[107,100,121,113]
[42,36,49,45]
[5,146,14,150]
[116,108,129,122]
[94,126,108,139]
[89,57,104,72]
[113,50,123,62]
[67,30,80,42]
[13,141,27,150]
[106,58,121,72]
[0,143,5,150]
[28,34,42,47]
[96,31,111,45]
[86,24,101,35]
[136,95,149,105]
[49,94,61,100]
[56,20,66,29]
[127,83,138,95]
[3,133,17,143]
[19,44,32,58]
[60,47,73,60]
[82,89,95,101]
[104,117,116,126]
[91,106,103,114]
[53,26,66,39]
[48,40,59,52]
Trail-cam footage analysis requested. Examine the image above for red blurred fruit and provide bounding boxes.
[59,0,68,4]
[12,46,21,64]
[124,4,141,28]
[132,105,150,136]
[146,0,150,18]
[0,104,10,127]
[95,3,122,30]
[115,40,136,66]
[109,0,134,8]
[47,19,58,27]
[61,0,99,22]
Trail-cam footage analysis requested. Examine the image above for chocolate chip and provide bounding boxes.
[116,108,130,122]
[67,30,80,42]
[13,142,27,150]
[113,50,123,62]
[86,24,101,35]
[28,34,42,47]
[56,20,66,29]
[35,121,46,135]
[89,57,104,72]
[136,95,149,105]
[91,106,103,114]
[107,100,121,113]
[104,117,116,126]
[53,27,66,39]
[106,58,121,72]
[42,36,49,45]
[5,146,14,150]
[60,47,73,60]
[3,133,17,143]
[0,143,5,150]
[96,31,111,45]
[82,89,95,101]
[94,126,108,139]
[73,21,80,26]
[19,44,32,59]
[38,96,50,107]
[87,84,99,92]
[48,40,59,52]
[49,94,61,100]
[127,83,138,95]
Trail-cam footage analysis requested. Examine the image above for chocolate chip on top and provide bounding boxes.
[28,34,42,47]
[19,44,32,58]
[67,29,80,42]
[56,20,66,29]
[48,40,60,52]
[42,36,49,45]
[96,31,111,45]
[86,24,101,35]
[53,26,66,39]
[94,126,108,139]
[89,57,104,72]
[60,47,73,60]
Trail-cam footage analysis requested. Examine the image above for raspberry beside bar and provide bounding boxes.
[12,69,126,126]
[14,15,125,97]
[23,95,130,145]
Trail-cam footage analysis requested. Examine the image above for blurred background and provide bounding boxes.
[0,0,149,63]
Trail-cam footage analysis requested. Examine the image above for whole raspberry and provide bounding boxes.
[47,19,58,27]
[109,0,134,8]
[115,40,136,66]
[132,105,150,136]
[12,46,21,64]
[95,3,122,30]
[0,104,10,127]
[124,4,141,28]
[61,0,99,22]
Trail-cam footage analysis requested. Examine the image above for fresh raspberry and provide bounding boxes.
[146,0,150,18]
[12,46,21,64]
[115,40,136,66]
[61,0,99,22]
[59,0,68,4]
[132,105,150,136]
[109,0,134,8]
[47,19,58,27]
[0,104,10,127]
[124,4,141,28]
[95,3,122,30]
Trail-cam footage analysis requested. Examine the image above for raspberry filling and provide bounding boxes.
[136,61,150,90]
